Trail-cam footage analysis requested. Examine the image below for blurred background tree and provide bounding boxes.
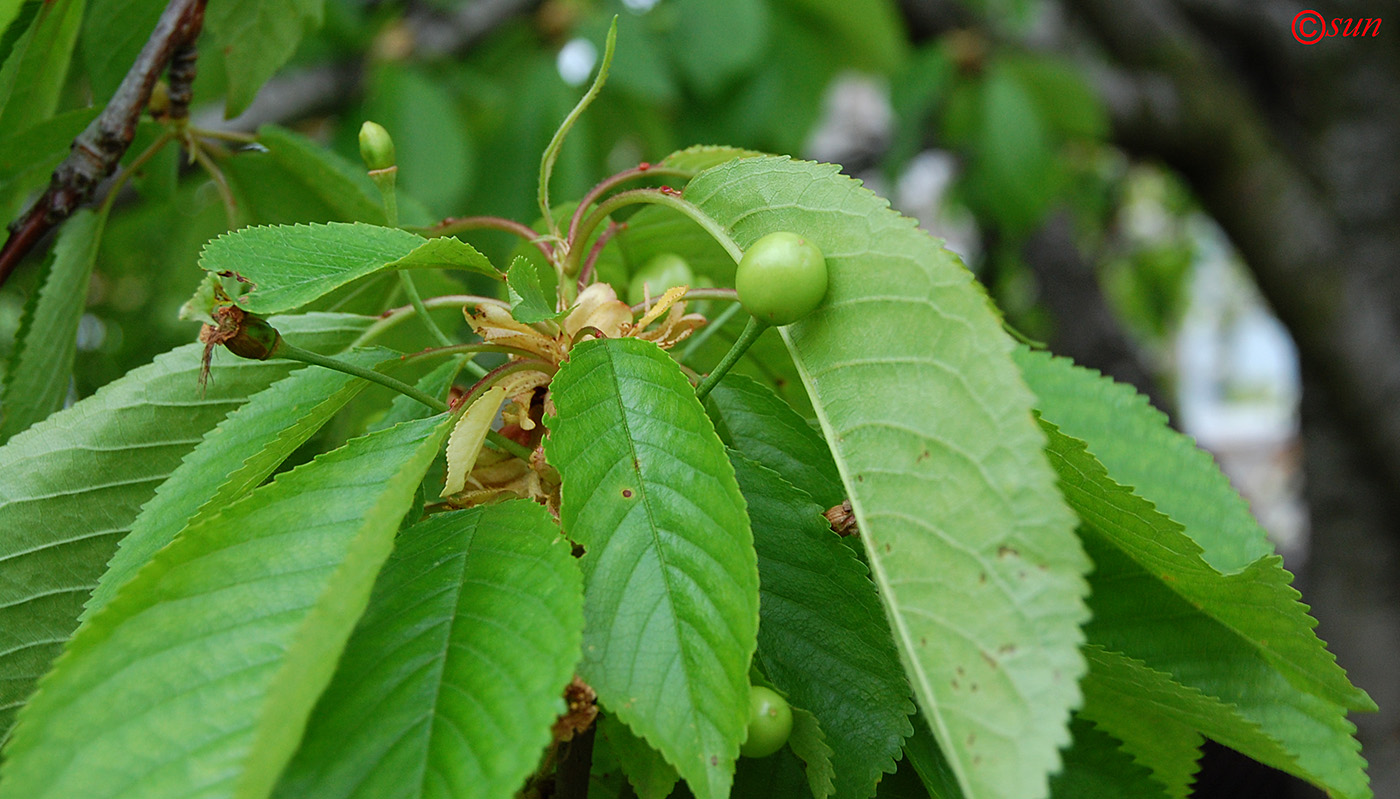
[0,1,1393,796]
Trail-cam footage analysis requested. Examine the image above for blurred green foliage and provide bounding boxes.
[0,0,1192,408]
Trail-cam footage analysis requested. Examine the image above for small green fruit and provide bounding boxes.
[740,686,793,758]
[627,253,694,306]
[735,232,828,326]
[358,121,396,171]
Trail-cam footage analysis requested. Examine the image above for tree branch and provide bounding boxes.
[0,0,207,287]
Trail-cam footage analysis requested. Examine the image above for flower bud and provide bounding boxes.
[358,121,396,171]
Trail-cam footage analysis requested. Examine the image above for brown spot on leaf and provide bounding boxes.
[981,651,998,668]
[622,489,633,498]
[997,545,1018,558]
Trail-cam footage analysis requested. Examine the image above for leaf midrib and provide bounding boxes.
[595,345,711,774]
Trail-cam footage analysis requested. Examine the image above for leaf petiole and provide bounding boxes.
[568,188,744,277]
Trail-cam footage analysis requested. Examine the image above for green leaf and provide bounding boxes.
[732,747,813,799]
[669,0,769,96]
[369,355,466,433]
[901,713,965,799]
[731,452,913,799]
[617,204,738,285]
[206,0,323,117]
[1083,536,1369,798]
[966,63,1056,235]
[0,107,97,225]
[545,337,759,799]
[275,501,583,799]
[1078,646,1295,799]
[779,0,909,74]
[659,145,766,176]
[0,0,82,134]
[788,706,837,799]
[1037,416,1369,797]
[83,347,401,621]
[507,255,566,324]
[1039,418,1370,710]
[1,208,107,442]
[707,374,843,508]
[200,221,495,315]
[385,235,497,275]
[1013,347,1272,573]
[1001,55,1107,141]
[0,312,370,742]
[0,413,453,799]
[600,714,681,799]
[688,155,1089,799]
[0,0,27,49]
[80,0,162,101]
[1047,717,1165,799]
[254,123,379,220]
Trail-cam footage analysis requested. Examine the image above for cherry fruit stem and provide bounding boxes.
[694,316,766,401]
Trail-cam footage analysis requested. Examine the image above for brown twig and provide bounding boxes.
[0,0,207,287]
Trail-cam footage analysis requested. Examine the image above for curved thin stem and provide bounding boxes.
[192,145,238,227]
[416,215,552,262]
[276,342,448,413]
[694,316,766,401]
[578,220,624,290]
[354,294,509,347]
[188,126,257,144]
[402,342,538,365]
[570,189,743,277]
[629,286,739,315]
[679,301,743,364]
[397,272,454,347]
[97,130,177,217]
[486,430,535,462]
[539,18,618,239]
[566,163,692,247]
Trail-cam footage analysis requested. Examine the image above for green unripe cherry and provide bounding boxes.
[358,121,396,171]
[628,253,695,305]
[735,232,828,326]
[740,686,793,758]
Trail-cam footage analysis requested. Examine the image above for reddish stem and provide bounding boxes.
[565,164,690,250]
[578,221,625,290]
[417,215,552,262]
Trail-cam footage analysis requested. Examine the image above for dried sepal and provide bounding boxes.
[441,386,509,498]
